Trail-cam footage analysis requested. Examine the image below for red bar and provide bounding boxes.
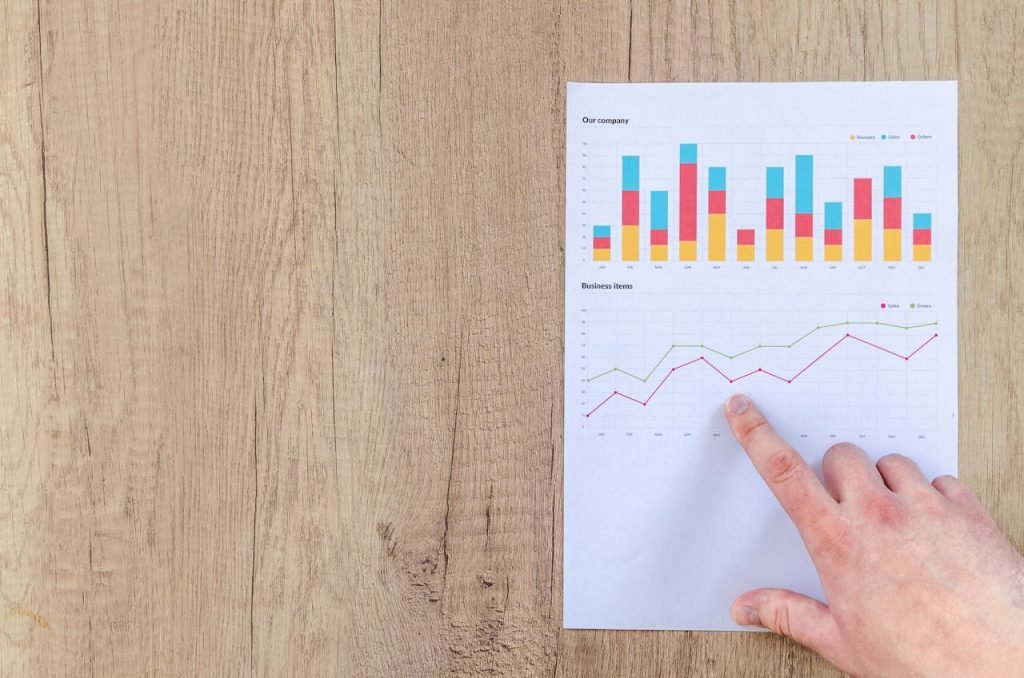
[824,230,843,245]
[854,178,872,219]
[883,197,902,229]
[737,229,755,245]
[650,229,668,245]
[622,190,639,224]
[679,163,697,241]
[593,237,611,249]
[795,213,813,237]
[708,190,726,214]
[913,229,931,245]
[766,197,784,229]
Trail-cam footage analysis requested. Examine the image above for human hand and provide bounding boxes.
[725,394,1024,677]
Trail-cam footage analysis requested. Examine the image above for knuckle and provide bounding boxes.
[877,453,912,471]
[737,417,770,445]
[864,493,905,526]
[765,446,803,486]
[823,442,862,468]
[772,604,792,638]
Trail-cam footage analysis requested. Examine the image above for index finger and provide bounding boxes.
[725,394,837,534]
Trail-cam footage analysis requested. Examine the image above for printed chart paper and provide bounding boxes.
[563,81,958,630]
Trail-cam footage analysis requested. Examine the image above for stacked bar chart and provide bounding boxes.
[708,167,726,261]
[622,156,640,261]
[854,177,872,260]
[593,225,611,261]
[587,143,939,264]
[679,144,697,260]
[795,155,814,261]
[824,202,842,260]
[651,191,668,261]
[737,229,755,261]
[914,213,932,261]
[766,167,784,261]
[884,166,902,261]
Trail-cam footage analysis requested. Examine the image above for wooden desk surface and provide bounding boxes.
[2,1,1022,675]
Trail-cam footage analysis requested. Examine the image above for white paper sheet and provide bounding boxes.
[563,81,958,630]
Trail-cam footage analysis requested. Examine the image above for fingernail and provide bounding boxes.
[738,606,760,626]
[727,394,749,415]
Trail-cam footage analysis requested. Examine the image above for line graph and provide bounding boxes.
[585,332,939,417]
[586,320,938,383]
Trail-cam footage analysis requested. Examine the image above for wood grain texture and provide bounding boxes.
[1,0,1021,675]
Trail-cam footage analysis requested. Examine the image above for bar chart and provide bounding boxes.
[587,143,935,265]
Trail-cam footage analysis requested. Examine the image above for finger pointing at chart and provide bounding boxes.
[724,394,837,543]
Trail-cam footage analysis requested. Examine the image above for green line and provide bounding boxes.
[586,320,938,383]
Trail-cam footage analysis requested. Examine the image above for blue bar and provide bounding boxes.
[824,202,842,229]
[709,167,726,191]
[795,155,813,214]
[913,213,931,230]
[884,166,902,198]
[679,144,697,164]
[651,191,668,229]
[622,156,640,191]
[593,225,611,237]
[766,167,784,199]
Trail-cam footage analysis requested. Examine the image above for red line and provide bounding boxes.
[846,334,906,359]
[906,333,939,359]
[670,357,703,371]
[586,333,938,416]
[585,392,618,417]
[788,335,849,381]
[702,358,733,382]
[643,369,675,404]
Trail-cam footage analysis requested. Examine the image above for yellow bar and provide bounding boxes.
[766,229,783,261]
[737,244,755,261]
[708,213,726,261]
[913,244,931,262]
[884,229,901,261]
[854,219,872,261]
[594,248,610,261]
[824,244,842,261]
[679,240,697,261]
[795,236,813,261]
[622,225,639,261]
[650,244,668,261]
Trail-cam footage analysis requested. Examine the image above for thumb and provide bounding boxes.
[733,588,851,668]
